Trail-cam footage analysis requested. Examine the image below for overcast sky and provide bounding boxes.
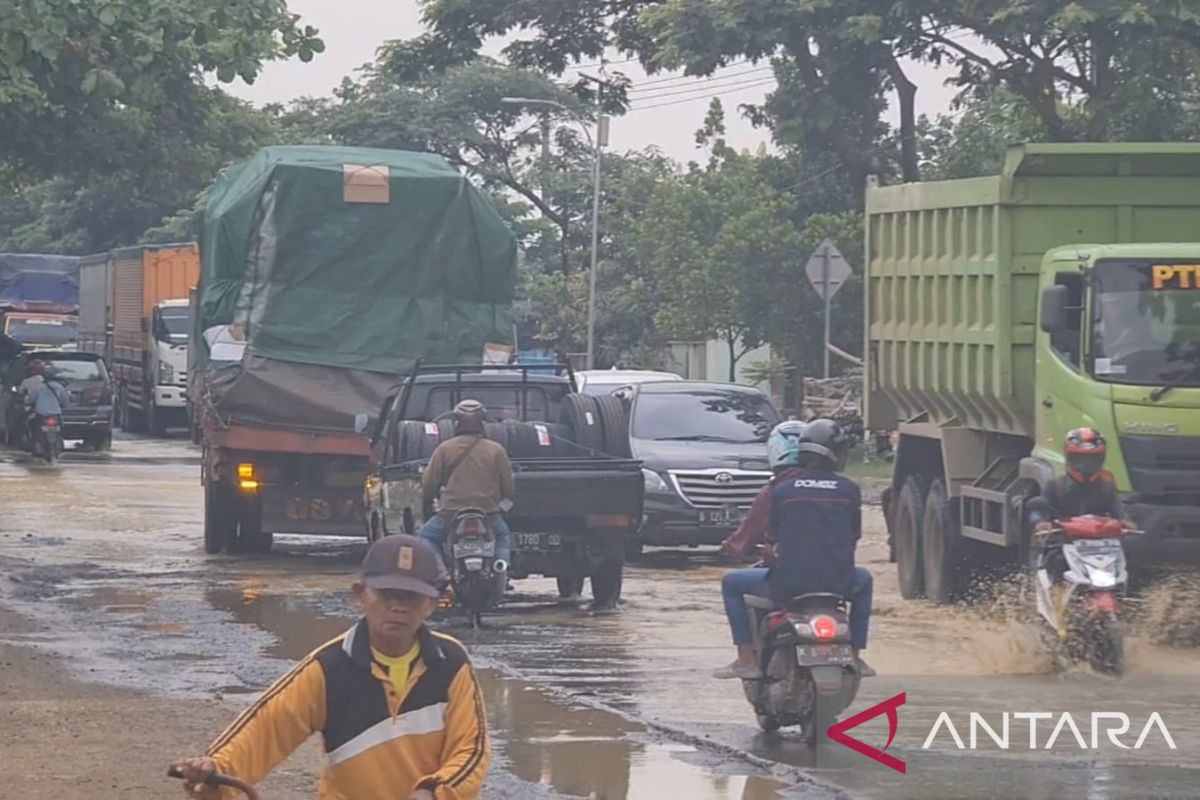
[228,0,961,163]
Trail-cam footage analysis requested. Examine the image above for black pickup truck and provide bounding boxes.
[361,364,644,609]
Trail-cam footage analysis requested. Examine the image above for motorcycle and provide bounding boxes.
[169,765,259,799]
[29,412,63,464]
[1033,515,1135,675]
[740,592,862,744]
[442,508,507,628]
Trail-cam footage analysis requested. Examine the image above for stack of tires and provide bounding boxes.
[391,393,631,461]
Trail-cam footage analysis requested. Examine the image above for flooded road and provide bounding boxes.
[2,436,1199,798]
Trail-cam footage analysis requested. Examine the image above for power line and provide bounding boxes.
[562,57,637,71]
[629,72,777,102]
[628,66,773,96]
[626,59,755,90]
[629,79,776,111]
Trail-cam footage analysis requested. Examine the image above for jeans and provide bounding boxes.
[722,566,873,651]
[419,513,511,566]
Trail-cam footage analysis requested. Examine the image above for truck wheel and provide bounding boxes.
[922,479,963,605]
[204,482,236,555]
[561,394,605,453]
[893,475,928,600]
[147,402,166,437]
[591,549,624,611]
[593,395,632,457]
[235,497,273,555]
[556,575,585,599]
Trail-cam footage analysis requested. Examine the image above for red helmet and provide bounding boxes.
[1065,427,1106,481]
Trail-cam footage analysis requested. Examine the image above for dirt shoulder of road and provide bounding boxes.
[0,607,324,799]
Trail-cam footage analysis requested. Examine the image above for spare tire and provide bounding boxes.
[561,394,604,454]
[395,421,428,462]
[593,395,632,457]
[483,422,510,452]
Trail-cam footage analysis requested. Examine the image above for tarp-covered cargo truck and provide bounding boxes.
[0,254,81,351]
[192,146,517,554]
[867,144,1200,603]
[79,245,199,436]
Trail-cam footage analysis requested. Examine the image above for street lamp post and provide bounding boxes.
[502,96,606,369]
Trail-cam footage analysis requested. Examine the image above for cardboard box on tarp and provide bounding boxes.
[192,146,518,433]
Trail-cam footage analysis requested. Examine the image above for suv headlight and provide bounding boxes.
[643,468,670,493]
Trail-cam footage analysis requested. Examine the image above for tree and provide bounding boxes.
[0,0,322,181]
[0,90,280,253]
[636,104,803,380]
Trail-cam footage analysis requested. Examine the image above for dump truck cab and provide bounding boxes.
[1035,244,1200,559]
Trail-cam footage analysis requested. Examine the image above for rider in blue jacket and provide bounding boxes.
[714,419,875,679]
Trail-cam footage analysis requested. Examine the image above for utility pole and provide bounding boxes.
[579,73,611,371]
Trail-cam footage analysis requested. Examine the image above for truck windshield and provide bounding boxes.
[632,389,780,443]
[6,319,78,347]
[160,308,190,343]
[1091,260,1200,387]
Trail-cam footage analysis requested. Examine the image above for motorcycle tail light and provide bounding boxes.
[45,417,59,427]
[458,518,485,535]
[811,615,838,641]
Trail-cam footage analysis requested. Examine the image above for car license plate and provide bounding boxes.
[453,540,493,558]
[796,643,855,666]
[699,506,744,526]
[515,533,562,552]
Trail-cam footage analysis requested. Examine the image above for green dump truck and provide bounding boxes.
[866,144,1200,602]
[191,146,517,554]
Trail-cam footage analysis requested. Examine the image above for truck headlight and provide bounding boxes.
[158,361,175,384]
[643,469,670,493]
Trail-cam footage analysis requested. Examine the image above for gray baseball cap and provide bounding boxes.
[360,535,444,597]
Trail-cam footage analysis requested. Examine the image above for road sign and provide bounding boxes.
[804,239,852,301]
[804,239,854,377]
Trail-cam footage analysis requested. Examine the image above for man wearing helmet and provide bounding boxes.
[1028,428,1129,577]
[418,400,514,578]
[714,418,875,680]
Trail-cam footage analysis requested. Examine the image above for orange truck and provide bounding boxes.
[78,244,199,436]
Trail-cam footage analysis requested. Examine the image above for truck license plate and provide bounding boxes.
[795,643,855,666]
[515,533,562,552]
[699,506,744,526]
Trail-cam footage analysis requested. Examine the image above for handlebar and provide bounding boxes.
[167,766,261,800]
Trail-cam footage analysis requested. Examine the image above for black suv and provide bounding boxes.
[624,381,780,553]
[2,350,114,450]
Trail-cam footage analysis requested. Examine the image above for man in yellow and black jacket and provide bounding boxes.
[174,535,489,800]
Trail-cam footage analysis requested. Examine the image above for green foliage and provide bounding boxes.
[0,0,321,180]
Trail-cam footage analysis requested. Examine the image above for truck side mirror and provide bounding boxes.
[354,413,374,435]
[1040,285,1069,333]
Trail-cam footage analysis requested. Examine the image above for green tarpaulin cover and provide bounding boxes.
[193,146,517,431]
[197,146,516,372]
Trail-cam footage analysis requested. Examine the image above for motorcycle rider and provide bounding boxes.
[419,400,514,579]
[714,418,875,680]
[1028,427,1130,579]
[23,362,67,449]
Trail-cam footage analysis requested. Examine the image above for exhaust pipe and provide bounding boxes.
[493,559,508,574]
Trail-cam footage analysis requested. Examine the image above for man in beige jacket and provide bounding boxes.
[418,400,514,569]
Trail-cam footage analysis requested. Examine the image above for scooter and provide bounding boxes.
[29,412,63,464]
[1033,515,1136,675]
[168,766,259,799]
[442,508,507,628]
[740,592,862,743]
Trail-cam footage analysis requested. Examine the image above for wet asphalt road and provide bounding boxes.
[2,435,1200,799]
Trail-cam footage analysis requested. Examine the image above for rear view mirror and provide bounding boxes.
[1040,285,1069,334]
[354,413,372,435]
